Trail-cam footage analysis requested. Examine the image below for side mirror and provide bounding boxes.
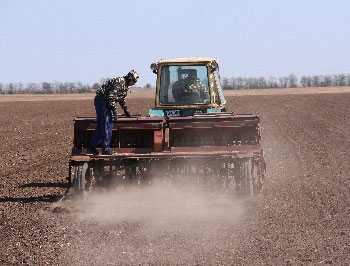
[210,61,219,73]
[150,63,158,74]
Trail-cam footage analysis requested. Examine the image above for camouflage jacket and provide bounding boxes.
[96,77,128,113]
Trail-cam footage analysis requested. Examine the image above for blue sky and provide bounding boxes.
[1,0,350,87]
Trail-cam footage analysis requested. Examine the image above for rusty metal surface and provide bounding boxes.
[71,114,263,163]
[74,116,165,129]
[168,114,260,128]
[73,117,165,150]
[70,145,262,162]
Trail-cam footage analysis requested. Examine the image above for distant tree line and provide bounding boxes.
[0,80,153,94]
[222,73,350,90]
[0,81,100,94]
[1,73,350,94]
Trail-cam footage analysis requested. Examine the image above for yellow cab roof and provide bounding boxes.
[157,57,218,65]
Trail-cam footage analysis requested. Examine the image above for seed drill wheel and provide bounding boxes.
[234,159,262,197]
[246,157,265,197]
[252,154,266,196]
[73,162,94,197]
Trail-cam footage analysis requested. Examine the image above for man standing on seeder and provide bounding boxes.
[87,69,139,156]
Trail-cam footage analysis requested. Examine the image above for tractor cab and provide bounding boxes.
[149,58,226,117]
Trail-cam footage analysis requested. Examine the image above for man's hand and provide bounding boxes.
[113,112,118,122]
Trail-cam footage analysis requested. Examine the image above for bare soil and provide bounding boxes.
[0,87,349,265]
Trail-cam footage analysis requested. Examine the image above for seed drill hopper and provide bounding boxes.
[69,57,266,196]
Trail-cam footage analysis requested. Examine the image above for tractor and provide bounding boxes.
[69,57,266,197]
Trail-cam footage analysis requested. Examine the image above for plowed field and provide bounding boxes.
[0,87,349,265]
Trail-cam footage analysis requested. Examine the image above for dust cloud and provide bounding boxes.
[78,180,244,229]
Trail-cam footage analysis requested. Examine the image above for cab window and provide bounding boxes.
[159,65,210,105]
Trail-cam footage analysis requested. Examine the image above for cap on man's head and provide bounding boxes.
[125,69,139,82]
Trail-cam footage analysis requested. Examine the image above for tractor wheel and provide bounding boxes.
[73,162,89,197]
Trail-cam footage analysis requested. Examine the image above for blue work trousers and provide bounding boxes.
[89,95,113,151]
